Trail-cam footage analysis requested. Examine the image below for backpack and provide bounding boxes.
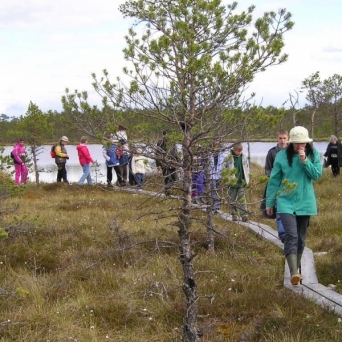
[50,144,57,158]
[10,151,15,160]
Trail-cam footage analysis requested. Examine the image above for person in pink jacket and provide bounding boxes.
[12,138,28,185]
[76,136,94,186]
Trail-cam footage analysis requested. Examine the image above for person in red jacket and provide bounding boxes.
[76,136,94,186]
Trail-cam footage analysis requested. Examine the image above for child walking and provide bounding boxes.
[131,148,151,189]
[76,136,94,186]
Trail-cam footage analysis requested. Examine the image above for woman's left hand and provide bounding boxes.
[266,207,273,216]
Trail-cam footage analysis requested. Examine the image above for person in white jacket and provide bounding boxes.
[131,148,152,189]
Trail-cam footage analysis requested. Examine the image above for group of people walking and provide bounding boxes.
[50,125,150,188]
[10,125,339,287]
[188,125,328,287]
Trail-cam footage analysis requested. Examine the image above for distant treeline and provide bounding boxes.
[0,105,338,145]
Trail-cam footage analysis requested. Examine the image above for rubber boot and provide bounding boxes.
[286,254,301,285]
[297,253,303,283]
[297,253,303,271]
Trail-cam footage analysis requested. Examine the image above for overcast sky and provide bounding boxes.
[1,0,341,117]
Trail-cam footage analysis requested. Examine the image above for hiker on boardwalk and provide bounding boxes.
[76,136,94,186]
[224,142,250,222]
[102,135,121,187]
[265,126,322,286]
[114,125,130,187]
[131,148,151,189]
[12,138,28,185]
[208,139,225,213]
[323,135,342,176]
[55,136,69,183]
[264,129,289,242]
[156,131,179,196]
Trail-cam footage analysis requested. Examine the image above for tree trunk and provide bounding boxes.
[178,211,201,341]
[32,144,40,185]
[204,153,215,253]
[178,141,201,341]
[206,213,215,254]
[311,109,316,141]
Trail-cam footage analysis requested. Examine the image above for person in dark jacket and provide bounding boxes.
[264,129,288,242]
[102,135,121,187]
[324,135,342,176]
[55,136,69,183]
[156,131,179,196]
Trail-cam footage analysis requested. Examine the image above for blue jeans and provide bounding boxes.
[276,214,285,240]
[135,173,145,188]
[78,164,93,185]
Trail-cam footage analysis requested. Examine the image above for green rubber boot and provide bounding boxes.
[297,254,303,271]
[286,254,301,285]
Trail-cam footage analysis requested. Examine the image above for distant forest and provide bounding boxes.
[0,104,338,146]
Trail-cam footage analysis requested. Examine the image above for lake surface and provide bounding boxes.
[2,142,329,184]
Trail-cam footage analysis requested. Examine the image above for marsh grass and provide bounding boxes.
[1,166,342,341]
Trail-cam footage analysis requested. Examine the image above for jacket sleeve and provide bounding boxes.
[301,149,322,181]
[131,156,136,174]
[324,143,331,157]
[265,149,274,177]
[265,158,283,208]
[144,157,152,172]
[55,145,67,158]
[102,147,110,161]
[84,147,94,164]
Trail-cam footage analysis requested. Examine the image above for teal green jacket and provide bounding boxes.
[266,148,322,216]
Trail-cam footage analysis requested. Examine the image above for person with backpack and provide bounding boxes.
[102,135,120,187]
[76,136,94,186]
[265,126,322,286]
[55,136,69,183]
[11,138,28,185]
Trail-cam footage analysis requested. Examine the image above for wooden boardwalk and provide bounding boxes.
[217,211,342,317]
[115,186,342,317]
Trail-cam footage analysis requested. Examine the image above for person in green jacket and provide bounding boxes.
[265,126,322,286]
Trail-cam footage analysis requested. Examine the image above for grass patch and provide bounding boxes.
[0,166,342,341]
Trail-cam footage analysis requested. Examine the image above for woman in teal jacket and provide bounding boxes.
[266,126,322,286]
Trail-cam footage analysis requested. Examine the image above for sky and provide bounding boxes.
[1,0,341,117]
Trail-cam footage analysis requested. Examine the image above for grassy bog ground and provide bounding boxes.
[0,166,342,341]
